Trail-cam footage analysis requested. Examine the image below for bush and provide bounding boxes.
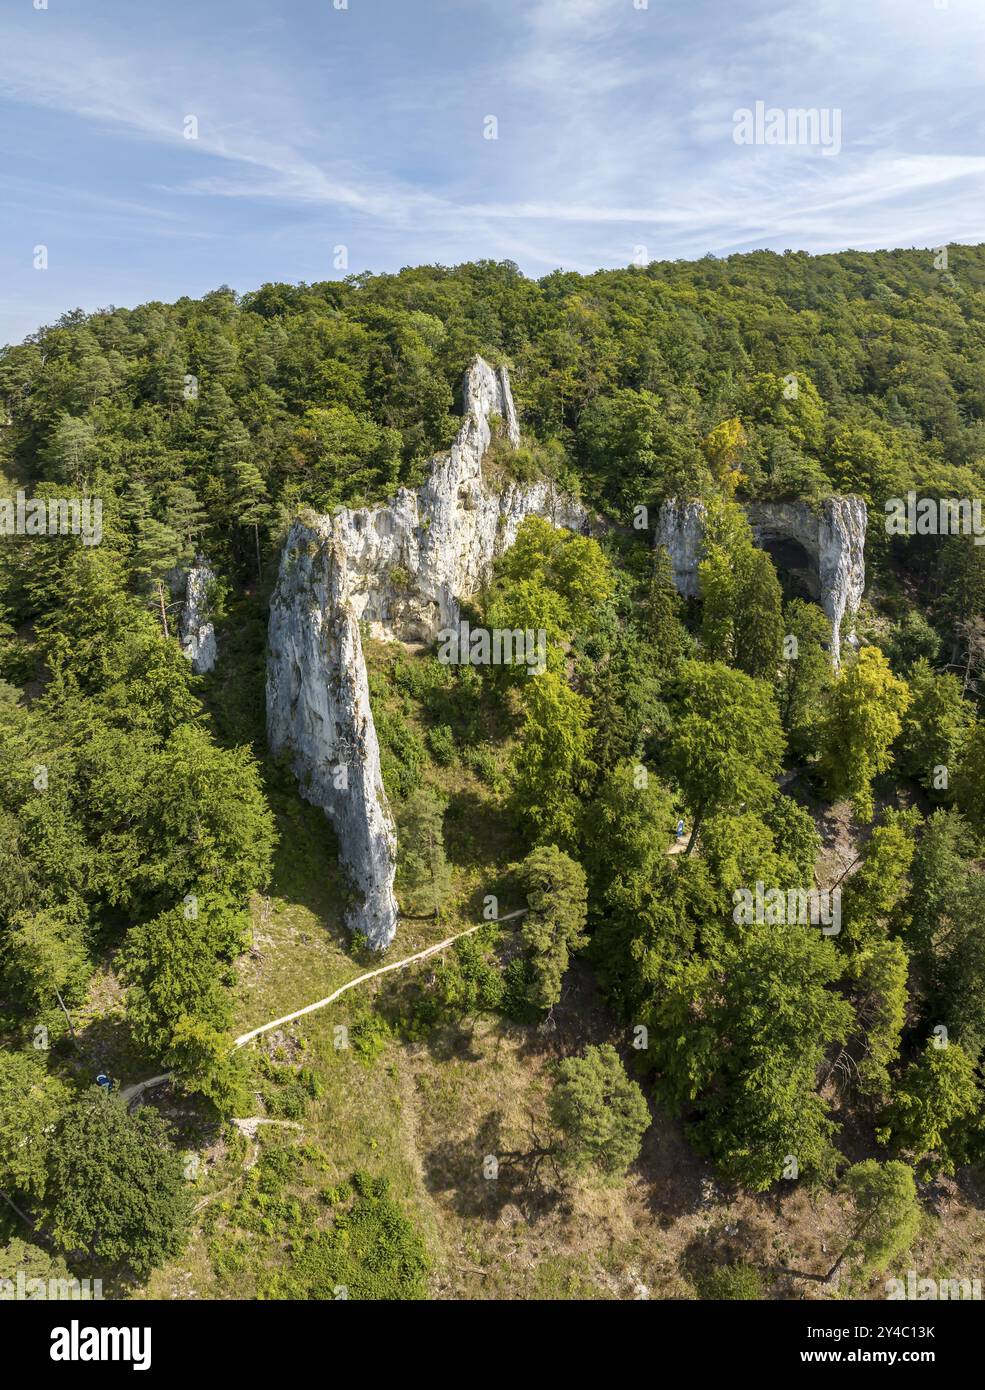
[464,741,504,788]
[258,1171,429,1300]
[426,723,457,765]
[257,1058,321,1119]
[347,1006,392,1064]
[391,655,453,703]
[375,710,427,800]
[500,956,541,1024]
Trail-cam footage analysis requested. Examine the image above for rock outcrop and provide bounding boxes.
[654,499,706,599]
[330,359,587,644]
[168,557,218,674]
[746,497,867,658]
[267,358,592,949]
[655,495,867,661]
[267,526,399,947]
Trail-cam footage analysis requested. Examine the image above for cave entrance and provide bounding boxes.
[755,534,819,606]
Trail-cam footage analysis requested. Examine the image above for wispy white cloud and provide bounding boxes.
[0,0,984,343]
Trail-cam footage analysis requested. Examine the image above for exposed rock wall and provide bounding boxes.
[748,497,867,657]
[655,495,867,661]
[267,526,399,947]
[331,360,586,643]
[168,557,218,674]
[654,499,706,599]
[267,358,592,949]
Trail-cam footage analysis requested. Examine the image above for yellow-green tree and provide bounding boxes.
[666,660,786,854]
[512,673,592,848]
[701,417,748,494]
[516,845,589,1010]
[877,1040,979,1178]
[820,648,911,822]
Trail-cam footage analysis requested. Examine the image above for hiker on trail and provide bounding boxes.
[675,818,685,842]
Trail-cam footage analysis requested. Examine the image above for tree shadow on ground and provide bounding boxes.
[632,1101,713,1225]
[442,786,520,876]
[265,785,351,946]
[678,1214,782,1297]
[422,1108,566,1223]
[510,959,633,1064]
[70,1013,151,1094]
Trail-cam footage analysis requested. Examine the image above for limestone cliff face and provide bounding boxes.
[267,358,591,949]
[267,525,399,947]
[748,497,867,658]
[167,557,218,674]
[654,499,706,599]
[655,495,867,662]
[331,359,586,644]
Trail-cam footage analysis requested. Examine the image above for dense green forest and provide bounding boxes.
[2,245,985,1297]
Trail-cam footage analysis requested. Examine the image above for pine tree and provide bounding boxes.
[511,671,592,849]
[953,723,985,838]
[846,938,909,1097]
[826,1161,921,1284]
[516,845,588,1010]
[734,547,784,680]
[878,1040,979,1177]
[163,482,207,562]
[548,1045,651,1178]
[124,481,182,636]
[5,908,89,1024]
[230,459,270,579]
[45,413,95,486]
[639,545,688,670]
[0,1051,69,1202]
[778,599,832,757]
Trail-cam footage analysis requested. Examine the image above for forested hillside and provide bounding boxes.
[1,246,984,1300]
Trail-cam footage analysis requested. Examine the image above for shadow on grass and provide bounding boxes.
[442,786,520,875]
[68,1013,154,1095]
[678,1217,773,1298]
[422,1109,566,1223]
[0,1214,151,1301]
[265,778,351,944]
[197,588,272,752]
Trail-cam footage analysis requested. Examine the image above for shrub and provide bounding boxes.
[426,723,457,765]
[258,1172,429,1300]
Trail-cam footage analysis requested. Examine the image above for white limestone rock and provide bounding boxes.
[654,499,706,599]
[655,495,867,663]
[169,557,218,674]
[330,359,587,643]
[267,523,399,948]
[267,357,593,950]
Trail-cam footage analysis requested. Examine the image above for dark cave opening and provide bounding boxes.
[755,534,819,606]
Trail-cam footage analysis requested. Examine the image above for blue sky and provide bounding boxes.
[1,0,984,345]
